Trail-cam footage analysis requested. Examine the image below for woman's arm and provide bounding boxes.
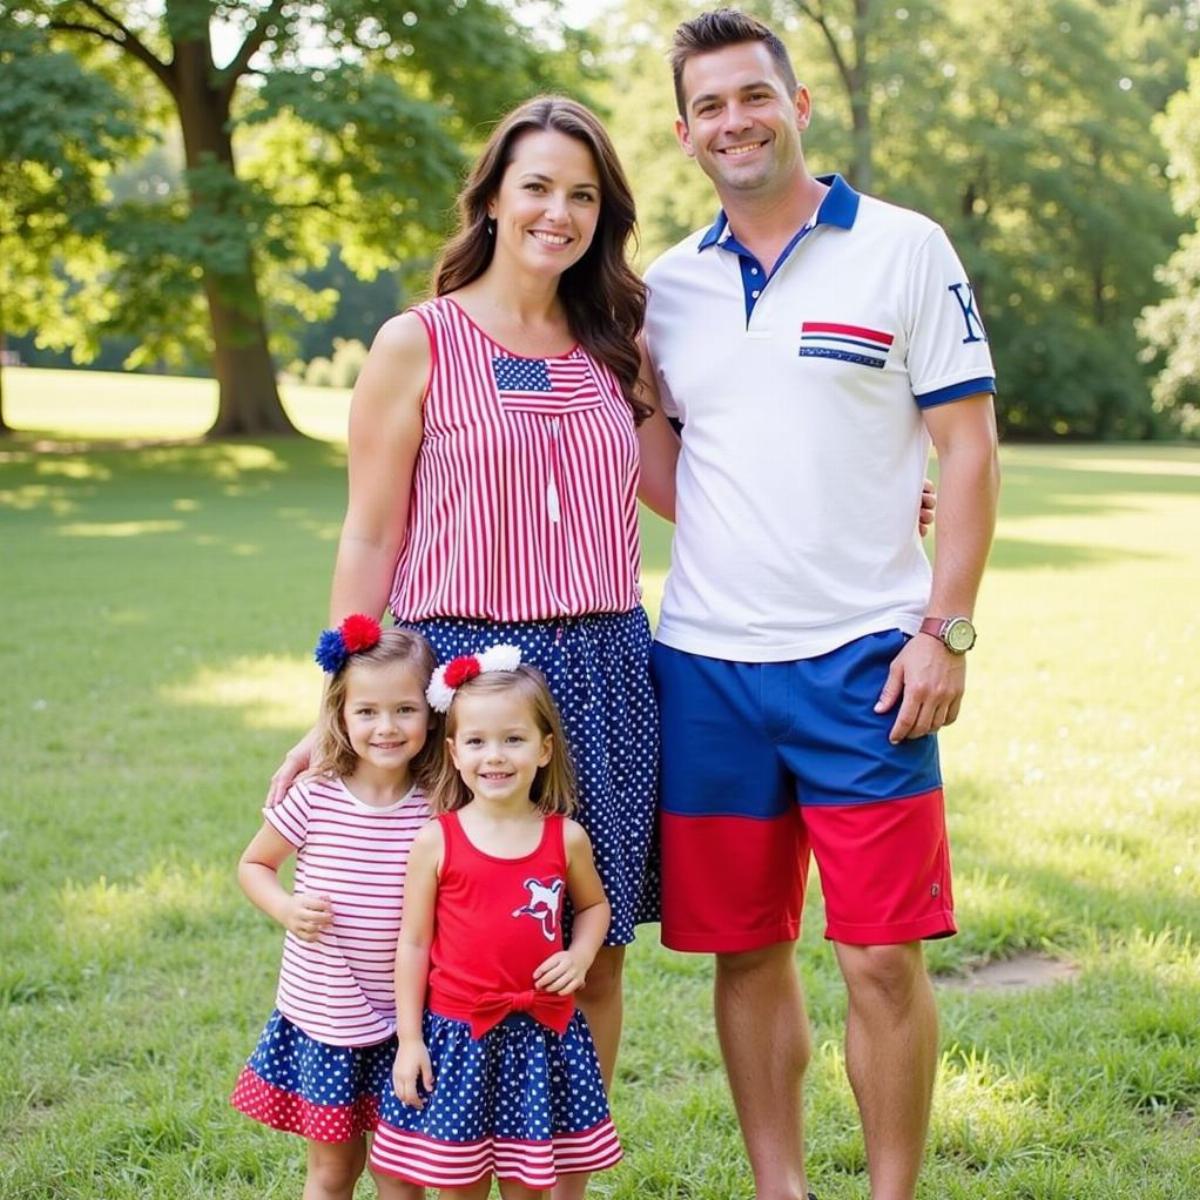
[533,820,610,994]
[237,823,332,941]
[328,311,431,623]
[634,336,680,523]
[392,821,443,1107]
[266,313,431,807]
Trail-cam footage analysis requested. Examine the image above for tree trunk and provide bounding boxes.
[173,38,296,436]
[848,0,873,193]
[0,321,10,436]
[848,90,872,193]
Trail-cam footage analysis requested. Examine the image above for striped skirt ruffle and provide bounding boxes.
[369,1009,621,1188]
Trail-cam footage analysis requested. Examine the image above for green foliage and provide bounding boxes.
[300,337,368,389]
[0,25,142,375]
[1138,56,1200,436]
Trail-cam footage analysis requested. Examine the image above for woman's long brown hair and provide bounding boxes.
[433,96,650,425]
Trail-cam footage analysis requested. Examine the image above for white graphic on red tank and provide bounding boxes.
[512,877,564,942]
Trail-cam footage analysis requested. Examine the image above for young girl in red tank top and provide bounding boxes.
[369,646,621,1198]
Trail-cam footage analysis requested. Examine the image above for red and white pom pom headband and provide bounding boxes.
[426,644,523,713]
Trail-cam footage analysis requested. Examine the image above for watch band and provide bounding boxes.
[920,615,976,653]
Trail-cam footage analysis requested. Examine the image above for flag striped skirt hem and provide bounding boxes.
[369,1117,622,1188]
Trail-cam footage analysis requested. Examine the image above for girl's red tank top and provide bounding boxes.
[427,810,575,1038]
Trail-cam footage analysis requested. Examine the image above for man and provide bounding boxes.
[641,10,1000,1200]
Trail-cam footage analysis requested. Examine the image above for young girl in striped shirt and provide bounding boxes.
[368,648,621,1198]
[233,617,436,1200]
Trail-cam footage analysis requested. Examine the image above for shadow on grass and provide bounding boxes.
[994,446,1200,524]
[2,438,348,576]
[2,435,345,502]
[988,537,1162,571]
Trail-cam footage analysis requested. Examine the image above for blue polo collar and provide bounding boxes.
[697,173,860,251]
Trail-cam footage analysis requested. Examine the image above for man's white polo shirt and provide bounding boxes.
[643,174,996,662]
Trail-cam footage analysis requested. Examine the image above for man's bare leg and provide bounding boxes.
[835,942,937,1200]
[551,945,625,1200]
[716,943,811,1200]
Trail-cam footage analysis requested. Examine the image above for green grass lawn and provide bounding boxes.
[2,367,1198,1199]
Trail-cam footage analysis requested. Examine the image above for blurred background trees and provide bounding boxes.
[4,0,1200,439]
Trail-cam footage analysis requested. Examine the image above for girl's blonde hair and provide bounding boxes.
[312,628,440,787]
[428,666,576,816]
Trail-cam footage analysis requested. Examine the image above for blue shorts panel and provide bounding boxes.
[652,629,942,813]
[404,609,659,944]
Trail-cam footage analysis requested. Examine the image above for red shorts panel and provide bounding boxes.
[660,810,809,952]
[660,788,955,952]
[808,787,956,945]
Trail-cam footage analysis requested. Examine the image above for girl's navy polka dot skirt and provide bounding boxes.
[370,1010,621,1189]
[231,1009,392,1141]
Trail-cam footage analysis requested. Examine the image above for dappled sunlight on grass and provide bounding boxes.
[0,482,81,515]
[281,383,351,443]
[58,519,185,538]
[137,442,286,478]
[639,568,665,624]
[59,864,232,949]
[35,457,113,481]
[931,1046,1053,1167]
[1111,925,1199,983]
[161,655,320,730]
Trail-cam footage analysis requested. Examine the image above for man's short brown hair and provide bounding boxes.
[671,8,799,118]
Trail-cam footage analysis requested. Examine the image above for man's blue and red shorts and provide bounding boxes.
[652,629,957,953]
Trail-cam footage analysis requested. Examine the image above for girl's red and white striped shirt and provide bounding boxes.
[265,777,429,1046]
[388,297,642,623]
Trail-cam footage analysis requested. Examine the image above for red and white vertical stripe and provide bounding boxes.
[389,297,642,623]
[266,778,429,1046]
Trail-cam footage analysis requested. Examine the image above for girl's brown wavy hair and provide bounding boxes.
[433,95,650,425]
[428,666,577,817]
[312,628,440,789]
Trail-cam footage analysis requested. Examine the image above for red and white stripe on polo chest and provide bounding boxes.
[267,778,429,1046]
[388,297,642,623]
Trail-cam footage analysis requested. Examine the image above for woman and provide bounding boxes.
[269,96,680,1200]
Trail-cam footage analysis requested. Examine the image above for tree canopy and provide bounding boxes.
[0,24,141,429]
[4,0,572,433]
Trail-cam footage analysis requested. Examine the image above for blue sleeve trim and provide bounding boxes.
[915,376,996,409]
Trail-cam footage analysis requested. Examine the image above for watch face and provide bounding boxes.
[945,618,976,653]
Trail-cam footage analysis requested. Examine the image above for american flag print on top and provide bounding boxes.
[798,322,894,369]
[492,352,603,414]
